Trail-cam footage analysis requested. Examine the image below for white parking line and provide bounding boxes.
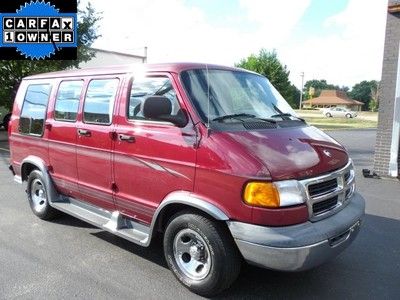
[0,147,10,152]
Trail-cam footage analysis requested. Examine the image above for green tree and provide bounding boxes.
[368,83,379,112]
[349,80,379,111]
[0,2,102,109]
[235,49,299,108]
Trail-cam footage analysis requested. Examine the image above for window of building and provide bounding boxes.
[83,79,119,125]
[54,80,83,122]
[19,84,52,135]
[128,77,181,120]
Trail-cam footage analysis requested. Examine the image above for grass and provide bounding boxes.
[296,110,378,130]
[304,117,377,130]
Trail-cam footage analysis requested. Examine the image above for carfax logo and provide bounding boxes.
[0,0,77,60]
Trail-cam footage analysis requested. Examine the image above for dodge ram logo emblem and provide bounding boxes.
[323,149,332,157]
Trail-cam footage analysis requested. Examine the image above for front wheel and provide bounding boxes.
[346,113,352,118]
[163,211,241,297]
[326,113,332,117]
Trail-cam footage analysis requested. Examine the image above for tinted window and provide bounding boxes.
[20,84,52,135]
[128,77,181,120]
[54,80,83,121]
[83,79,119,124]
[180,69,295,124]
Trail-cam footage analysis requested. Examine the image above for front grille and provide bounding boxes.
[243,122,277,130]
[312,196,338,214]
[344,171,350,182]
[300,161,355,221]
[308,178,338,197]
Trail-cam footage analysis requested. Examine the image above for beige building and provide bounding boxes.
[79,48,147,68]
[302,90,363,111]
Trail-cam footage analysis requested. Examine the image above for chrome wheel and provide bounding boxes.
[30,178,47,214]
[173,228,212,280]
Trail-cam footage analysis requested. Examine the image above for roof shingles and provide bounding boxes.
[303,90,364,106]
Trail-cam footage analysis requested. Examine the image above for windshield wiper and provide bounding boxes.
[212,113,277,124]
[212,113,256,122]
[270,113,305,122]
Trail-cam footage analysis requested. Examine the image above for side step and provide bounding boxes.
[51,198,150,246]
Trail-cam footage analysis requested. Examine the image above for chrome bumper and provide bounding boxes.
[227,192,365,271]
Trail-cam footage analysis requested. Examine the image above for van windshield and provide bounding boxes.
[180,69,297,125]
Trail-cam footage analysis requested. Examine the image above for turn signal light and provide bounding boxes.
[243,182,280,208]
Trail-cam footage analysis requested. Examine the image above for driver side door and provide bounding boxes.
[112,74,197,224]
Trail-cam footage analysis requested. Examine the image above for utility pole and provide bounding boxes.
[299,72,305,109]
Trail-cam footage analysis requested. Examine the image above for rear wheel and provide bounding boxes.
[346,113,352,118]
[326,112,332,117]
[163,211,241,297]
[27,170,59,220]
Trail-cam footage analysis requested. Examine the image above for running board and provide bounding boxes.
[50,198,150,246]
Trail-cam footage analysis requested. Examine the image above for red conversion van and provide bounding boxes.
[8,63,365,296]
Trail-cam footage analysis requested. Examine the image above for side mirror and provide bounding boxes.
[143,96,188,127]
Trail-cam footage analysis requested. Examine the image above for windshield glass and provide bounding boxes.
[180,69,296,123]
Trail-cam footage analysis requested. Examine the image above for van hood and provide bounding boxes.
[224,126,349,181]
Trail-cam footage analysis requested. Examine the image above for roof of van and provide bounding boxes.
[24,63,253,80]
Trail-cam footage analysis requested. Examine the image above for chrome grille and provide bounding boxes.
[300,160,355,221]
[308,178,338,197]
[312,195,338,214]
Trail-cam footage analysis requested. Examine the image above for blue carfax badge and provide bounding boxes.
[0,0,77,60]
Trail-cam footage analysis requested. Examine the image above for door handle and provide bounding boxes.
[118,134,135,143]
[78,129,91,137]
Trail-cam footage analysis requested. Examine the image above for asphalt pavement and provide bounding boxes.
[0,128,399,299]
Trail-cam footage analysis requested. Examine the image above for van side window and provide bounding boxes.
[128,77,181,120]
[54,80,83,122]
[83,79,119,125]
[19,84,52,136]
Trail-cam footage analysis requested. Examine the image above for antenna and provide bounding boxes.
[206,64,211,136]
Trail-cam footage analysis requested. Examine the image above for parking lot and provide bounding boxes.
[0,129,399,299]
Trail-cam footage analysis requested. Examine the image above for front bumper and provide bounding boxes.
[227,192,365,271]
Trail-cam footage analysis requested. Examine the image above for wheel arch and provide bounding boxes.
[20,156,58,203]
[149,191,229,241]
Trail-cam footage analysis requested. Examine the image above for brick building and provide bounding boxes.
[302,90,363,111]
[373,0,400,178]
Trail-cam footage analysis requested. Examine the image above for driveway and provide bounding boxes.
[0,129,399,299]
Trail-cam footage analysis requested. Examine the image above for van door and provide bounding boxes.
[48,80,83,198]
[76,77,120,211]
[113,74,197,224]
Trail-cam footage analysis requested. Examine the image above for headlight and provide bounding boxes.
[243,180,305,208]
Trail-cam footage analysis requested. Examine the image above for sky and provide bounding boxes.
[82,0,388,89]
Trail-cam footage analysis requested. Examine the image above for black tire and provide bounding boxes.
[326,113,332,117]
[346,113,352,118]
[2,113,11,131]
[27,170,59,220]
[163,210,241,297]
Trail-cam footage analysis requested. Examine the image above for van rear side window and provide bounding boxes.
[54,81,83,122]
[19,84,52,136]
[83,79,119,125]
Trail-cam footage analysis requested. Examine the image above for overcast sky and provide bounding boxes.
[82,0,388,89]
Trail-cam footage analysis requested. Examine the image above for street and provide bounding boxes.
[0,129,399,299]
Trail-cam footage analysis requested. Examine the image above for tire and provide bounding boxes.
[326,113,332,117]
[2,113,11,131]
[346,113,352,118]
[27,170,59,220]
[163,210,241,297]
